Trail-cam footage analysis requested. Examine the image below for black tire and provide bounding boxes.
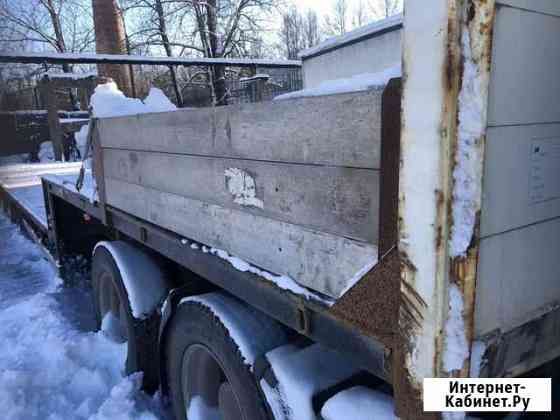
[165,297,273,420]
[92,244,161,392]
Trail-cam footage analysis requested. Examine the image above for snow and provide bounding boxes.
[199,245,334,305]
[43,171,98,203]
[89,83,177,119]
[240,73,270,83]
[274,65,401,100]
[449,27,486,258]
[8,51,300,68]
[0,212,168,420]
[94,242,169,320]
[143,88,178,113]
[75,124,90,160]
[443,284,469,372]
[38,141,55,163]
[186,396,220,420]
[260,343,361,420]
[180,293,290,367]
[299,14,402,59]
[321,386,396,420]
[469,340,486,378]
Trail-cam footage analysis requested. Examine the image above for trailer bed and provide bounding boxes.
[0,162,82,232]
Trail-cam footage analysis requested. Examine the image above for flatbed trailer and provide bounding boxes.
[1,1,560,419]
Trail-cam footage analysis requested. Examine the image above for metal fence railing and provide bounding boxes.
[228,70,303,105]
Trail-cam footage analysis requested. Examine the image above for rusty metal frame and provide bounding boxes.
[395,1,497,418]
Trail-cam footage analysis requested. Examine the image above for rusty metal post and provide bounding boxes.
[394,0,496,418]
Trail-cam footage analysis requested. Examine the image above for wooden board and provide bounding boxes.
[103,149,379,243]
[104,178,378,299]
[97,89,383,169]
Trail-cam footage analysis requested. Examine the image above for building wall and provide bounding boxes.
[302,29,402,89]
[475,1,560,337]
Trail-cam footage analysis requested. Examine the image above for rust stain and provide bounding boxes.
[447,0,496,378]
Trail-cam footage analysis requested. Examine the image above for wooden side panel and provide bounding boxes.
[97,89,383,169]
[378,78,401,257]
[104,178,378,299]
[103,149,379,243]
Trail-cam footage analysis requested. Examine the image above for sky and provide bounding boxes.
[289,0,375,15]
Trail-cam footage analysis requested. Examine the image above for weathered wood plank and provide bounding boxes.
[103,149,379,243]
[104,178,378,298]
[97,89,383,169]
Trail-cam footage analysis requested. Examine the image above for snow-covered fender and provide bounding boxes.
[157,288,292,402]
[93,241,172,391]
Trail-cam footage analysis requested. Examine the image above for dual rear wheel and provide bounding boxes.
[92,242,272,420]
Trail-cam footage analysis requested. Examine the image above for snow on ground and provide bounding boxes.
[274,65,401,100]
[0,212,169,420]
[321,386,395,420]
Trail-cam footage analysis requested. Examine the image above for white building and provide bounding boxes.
[299,15,403,89]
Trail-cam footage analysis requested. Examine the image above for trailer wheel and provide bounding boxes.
[165,294,289,420]
[92,242,166,392]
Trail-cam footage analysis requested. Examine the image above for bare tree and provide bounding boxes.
[279,7,321,60]
[121,0,188,105]
[352,0,369,28]
[304,9,320,48]
[92,0,133,95]
[178,0,277,105]
[369,0,402,20]
[0,0,95,106]
[324,0,349,36]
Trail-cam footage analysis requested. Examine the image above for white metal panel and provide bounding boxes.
[475,218,560,336]
[497,0,560,17]
[481,124,560,237]
[488,6,560,126]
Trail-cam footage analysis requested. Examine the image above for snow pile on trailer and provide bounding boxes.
[260,343,361,420]
[193,243,335,304]
[90,82,176,118]
[275,64,401,100]
[66,83,178,200]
